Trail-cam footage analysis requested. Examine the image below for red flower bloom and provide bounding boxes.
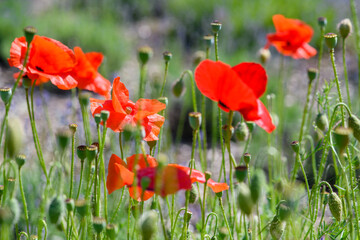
[8,35,77,89]
[90,77,166,141]
[70,47,111,98]
[265,14,317,59]
[195,59,275,133]
[106,154,192,200]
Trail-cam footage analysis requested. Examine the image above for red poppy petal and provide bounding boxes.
[231,63,267,98]
[253,100,276,133]
[106,154,128,194]
[8,37,27,69]
[85,52,103,70]
[134,99,166,121]
[126,154,158,171]
[207,179,229,193]
[90,99,126,132]
[159,165,192,197]
[142,114,165,142]
[112,77,129,114]
[292,43,317,59]
[272,15,313,42]
[128,187,154,201]
[47,73,78,90]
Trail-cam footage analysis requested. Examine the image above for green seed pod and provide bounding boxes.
[235,165,247,182]
[324,33,338,49]
[278,203,291,221]
[189,185,199,204]
[8,198,20,225]
[189,112,202,131]
[48,196,65,224]
[93,217,106,234]
[307,68,318,84]
[86,145,98,162]
[291,141,299,154]
[333,127,352,154]
[65,198,75,212]
[218,226,229,239]
[79,93,91,106]
[235,122,249,142]
[348,114,360,142]
[193,51,206,66]
[101,110,110,123]
[315,113,329,131]
[24,26,37,44]
[205,171,212,181]
[163,51,172,62]
[69,123,78,135]
[203,35,214,48]
[184,211,192,226]
[22,76,32,89]
[237,182,253,215]
[269,216,286,240]
[258,48,271,65]
[328,192,342,221]
[172,78,185,97]
[141,177,151,191]
[5,117,24,159]
[15,154,26,168]
[140,210,158,240]
[250,169,266,203]
[94,114,101,125]
[138,46,153,65]
[56,128,72,151]
[106,224,118,239]
[211,20,222,33]
[75,199,88,218]
[0,87,12,104]
[246,122,256,133]
[243,153,251,165]
[318,17,327,28]
[77,145,87,161]
[338,18,352,39]
[222,124,234,142]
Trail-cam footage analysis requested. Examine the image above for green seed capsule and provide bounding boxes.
[15,154,26,168]
[86,145,98,162]
[140,211,158,240]
[94,114,102,125]
[65,198,75,212]
[77,145,87,161]
[338,18,352,39]
[269,216,286,240]
[101,110,110,123]
[315,113,329,131]
[189,112,202,131]
[48,196,65,224]
[203,35,214,48]
[307,68,318,84]
[0,88,11,104]
[138,46,153,65]
[79,93,91,106]
[106,224,118,239]
[211,20,222,33]
[250,169,266,203]
[235,165,248,182]
[278,203,291,221]
[328,192,342,221]
[56,128,72,151]
[24,26,37,44]
[318,17,327,28]
[75,199,88,218]
[163,51,172,62]
[237,182,253,215]
[93,217,106,234]
[324,33,338,49]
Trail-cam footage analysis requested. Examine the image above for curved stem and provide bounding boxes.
[18,167,30,235]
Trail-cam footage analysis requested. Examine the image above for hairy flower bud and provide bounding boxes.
[270,216,286,239]
[315,113,329,131]
[235,122,249,142]
[6,117,24,158]
[250,169,266,203]
[48,196,65,224]
[328,192,342,221]
[140,211,158,240]
[189,186,198,204]
[237,182,253,215]
[172,78,185,97]
[348,114,360,142]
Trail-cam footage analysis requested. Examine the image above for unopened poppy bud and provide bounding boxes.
[318,17,327,28]
[278,203,291,221]
[69,123,78,134]
[184,211,192,225]
[291,141,299,153]
[189,112,202,131]
[0,88,11,104]
[203,35,214,48]
[235,122,249,142]
[94,114,101,125]
[189,186,198,204]
[6,117,24,158]
[218,227,229,238]
[243,153,251,165]
[22,76,32,89]
[329,192,342,221]
[77,145,87,161]
[48,196,65,224]
[15,154,26,168]
[235,165,248,182]
[237,182,253,215]
[246,122,256,133]
[24,26,37,44]
[307,68,318,84]
[222,124,234,142]
[75,199,88,218]
[333,127,352,154]
[56,128,72,151]
[315,113,329,131]
[101,110,110,123]
[157,96,168,106]
[193,51,206,66]
[258,48,271,65]
[93,217,106,234]
[211,237,217,240]
[172,78,185,97]
[324,33,338,49]
[0,207,12,226]
[141,177,151,190]
[205,171,212,181]
[138,46,153,65]
[86,145,98,162]
[269,216,286,240]
[65,198,75,212]
[338,18,352,39]
[106,224,118,239]
[79,93,91,106]
[348,114,360,141]
[163,51,172,62]
[250,170,265,203]
[9,198,20,225]
[211,20,222,33]
[140,210,158,240]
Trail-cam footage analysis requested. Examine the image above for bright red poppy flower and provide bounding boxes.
[70,47,111,98]
[195,59,275,133]
[90,77,166,141]
[265,14,317,59]
[168,164,229,193]
[8,35,78,89]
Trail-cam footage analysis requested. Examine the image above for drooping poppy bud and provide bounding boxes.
[235,122,249,142]
[138,46,153,65]
[172,78,185,97]
[269,216,286,240]
[324,33,338,49]
[315,113,329,131]
[328,192,342,221]
[338,18,352,39]
[93,217,106,234]
[250,169,266,203]
[140,211,158,240]
[48,196,65,224]
[0,88,11,104]
[5,117,24,158]
[348,114,360,142]
[333,127,352,154]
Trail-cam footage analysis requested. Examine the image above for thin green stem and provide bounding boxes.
[99,124,108,220]
[157,196,169,240]
[69,132,76,198]
[214,32,219,61]
[76,160,85,200]
[160,61,170,97]
[201,180,208,240]
[18,167,30,235]
[342,37,351,110]
[350,0,360,104]
[219,197,234,240]
[139,63,146,99]
[110,188,125,223]
[119,132,124,159]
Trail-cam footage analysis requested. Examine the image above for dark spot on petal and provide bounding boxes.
[35,66,44,72]
[218,101,229,110]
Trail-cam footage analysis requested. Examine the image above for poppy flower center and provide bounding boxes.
[125,106,132,114]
